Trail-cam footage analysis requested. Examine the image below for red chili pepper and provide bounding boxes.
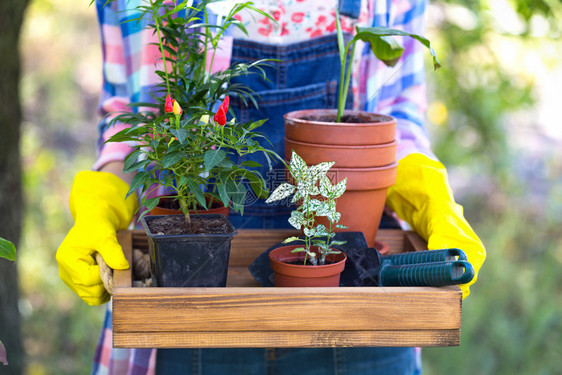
[164,94,173,113]
[213,95,229,126]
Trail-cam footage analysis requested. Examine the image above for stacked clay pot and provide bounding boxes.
[284,109,397,247]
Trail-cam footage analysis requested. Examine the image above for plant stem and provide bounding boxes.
[201,3,210,84]
[179,196,191,225]
[152,1,171,96]
[339,42,356,121]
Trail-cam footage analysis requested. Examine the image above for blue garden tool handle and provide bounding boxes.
[380,248,467,265]
[378,260,475,287]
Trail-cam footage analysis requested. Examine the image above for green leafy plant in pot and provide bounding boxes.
[284,11,441,247]
[106,0,280,287]
[266,151,348,287]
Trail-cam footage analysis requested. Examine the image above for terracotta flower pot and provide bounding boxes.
[269,245,347,287]
[284,109,398,247]
[284,137,396,168]
[284,109,396,146]
[150,196,230,217]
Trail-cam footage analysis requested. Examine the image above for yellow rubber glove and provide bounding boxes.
[56,171,138,305]
[386,153,486,298]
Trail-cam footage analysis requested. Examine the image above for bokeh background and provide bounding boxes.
[3,0,562,373]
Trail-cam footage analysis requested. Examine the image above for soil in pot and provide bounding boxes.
[298,113,385,124]
[146,214,231,235]
[284,109,396,145]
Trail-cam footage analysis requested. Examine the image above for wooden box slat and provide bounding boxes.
[113,229,462,348]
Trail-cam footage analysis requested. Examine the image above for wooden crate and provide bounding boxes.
[113,229,462,348]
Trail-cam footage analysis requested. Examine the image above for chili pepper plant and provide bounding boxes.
[106,0,279,227]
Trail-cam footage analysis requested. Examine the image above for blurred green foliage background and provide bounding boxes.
[13,0,562,373]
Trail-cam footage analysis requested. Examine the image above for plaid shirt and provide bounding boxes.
[92,1,431,373]
[93,0,434,171]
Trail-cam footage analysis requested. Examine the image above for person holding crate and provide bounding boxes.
[56,0,486,373]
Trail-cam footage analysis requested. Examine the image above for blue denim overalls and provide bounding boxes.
[156,1,418,373]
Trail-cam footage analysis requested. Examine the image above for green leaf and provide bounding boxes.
[290,247,307,253]
[204,149,227,172]
[319,176,332,198]
[124,159,151,174]
[170,128,189,144]
[265,182,295,203]
[314,224,329,237]
[246,118,267,132]
[308,161,335,184]
[354,26,441,70]
[143,197,160,212]
[217,180,231,208]
[335,9,346,64]
[124,150,139,171]
[308,199,324,213]
[332,177,347,199]
[327,211,342,224]
[303,227,316,237]
[288,210,304,230]
[240,160,262,168]
[314,201,332,217]
[245,171,269,199]
[219,159,234,169]
[186,180,207,209]
[162,151,184,168]
[127,171,150,198]
[289,151,308,181]
[105,127,140,143]
[0,237,16,262]
[230,181,247,214]
[282,236,302,244]
[126,101,160,109]
[368,35,404,67]
[330,240,347,246]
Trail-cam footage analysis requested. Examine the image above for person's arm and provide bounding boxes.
[360,0,434,159]
[100,161,133,185]
[360,0,486,298]
[56,0,145,305]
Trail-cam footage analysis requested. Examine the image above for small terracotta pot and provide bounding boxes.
[284,137,396,168]
[269,245,347,287]
[374,240,390,255]
[150,196,229,217]
[284,109,396,145]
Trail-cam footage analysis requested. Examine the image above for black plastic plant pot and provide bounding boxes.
[141,214,238,287]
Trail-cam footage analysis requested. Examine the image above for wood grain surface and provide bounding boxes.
[112,229,462,348]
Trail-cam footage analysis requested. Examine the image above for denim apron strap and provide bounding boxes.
[338,0,361,19]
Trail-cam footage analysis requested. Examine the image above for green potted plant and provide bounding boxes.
[265,151,348,287]
[106,0,280,287]
[284,12,441,247]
